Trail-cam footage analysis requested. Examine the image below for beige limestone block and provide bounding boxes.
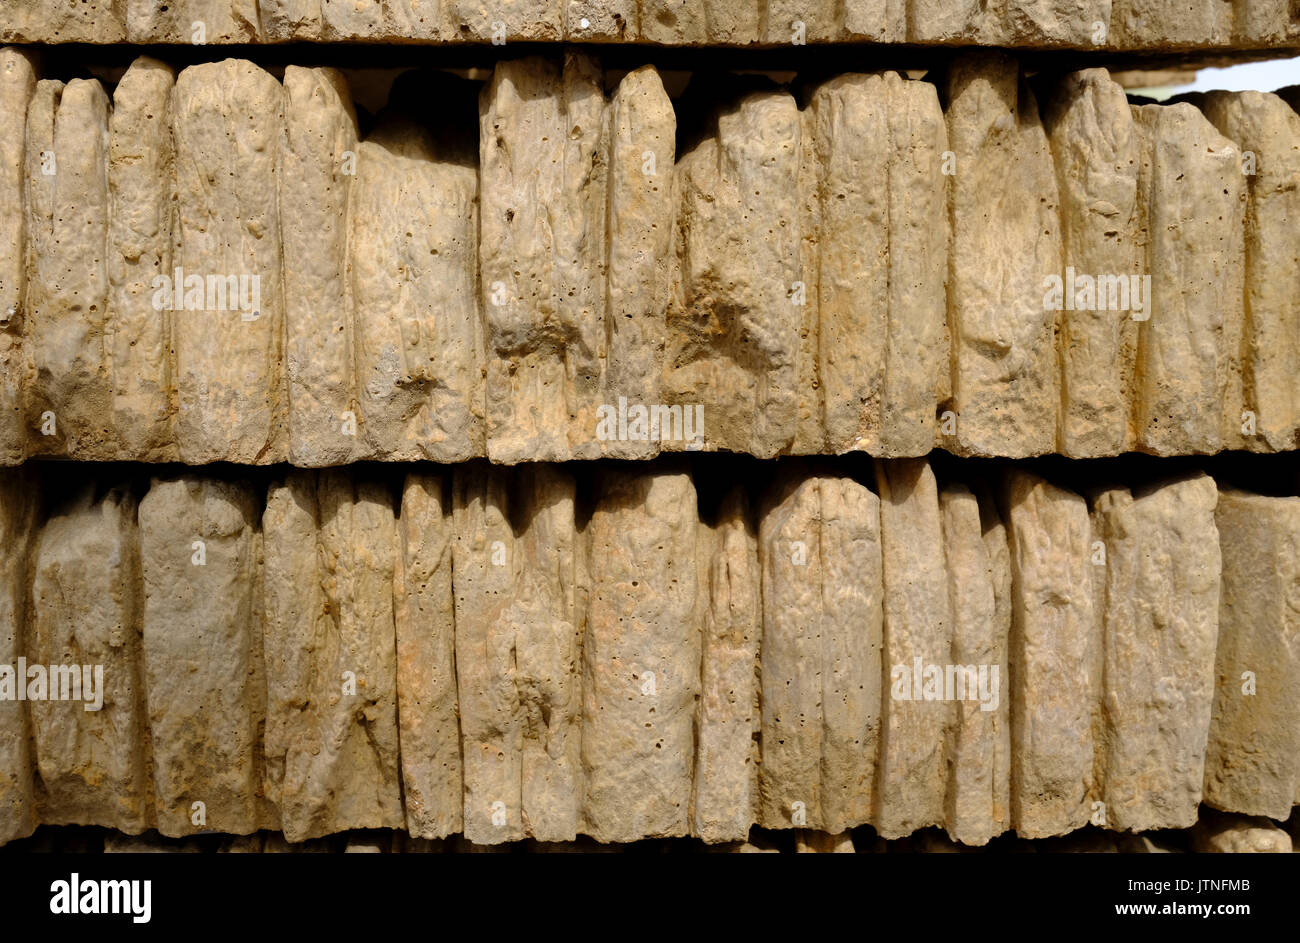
[940,483,1009,846]
[1110,0,1232,47]
[563,0,637,40]
[29,485,149,832]
[844,0,906,40]
[260,0,323,40]
[945,53,1061,457]
[282,67,358,467]
[582,468,698,841]
[1131,103,1245,455]
[0,0,125,42]
[446,0,563,41]
[0,49,36,465]
[262,471,403,841]
[758,469,881,834]
[1004,470,1097,838]
[666,90,801,458]
[127,0,260,42]
[24,78,113,460]
[809,72,947,457]
[792,103,824,455]
[172,60,285,465]
[1233,0,1289,43]
[603,66,674,461]
[0,470,37,844]
[395,472,462,840]
[480,55,607,463]
[875,458,951,837]
[1203,490,1300,820]
[351,112,482,462]
[1192,812,1294,852]
[318,0,442,40]
[909,0,1108,46]
[1044,69,1142,458]
[453,464,583,843]
[1201,90,1300,452]
[140,476,274,836]
[764,0,842,42]
[1094,474,1220,831]
[110,57,176,463]
[691,487,761,843]
[980,485,1013,838]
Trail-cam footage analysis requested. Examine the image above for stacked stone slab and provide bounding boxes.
[1,458,1295,847]
[4,0,1300,47]
[1,50,1295,464]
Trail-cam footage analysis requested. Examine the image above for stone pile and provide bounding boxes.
[1,458,1295,847]
[2,49,1298,464]
[3,0,1300,48]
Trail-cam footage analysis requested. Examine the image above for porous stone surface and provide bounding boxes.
[5,0,1300,48]
[1203,490,1300,820]
[0,53,1290,463]
[0,458,1290,847]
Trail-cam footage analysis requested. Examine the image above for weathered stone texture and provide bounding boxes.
[7,0,1297,47]
[945,52,1062,457]
[758,470,882,834]
[0,461,1296,846]
[1203,490,1300,820]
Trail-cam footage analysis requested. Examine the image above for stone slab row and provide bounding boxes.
[3,0,1300,50]
[3,49,1298,465]
[0,456,1295,846]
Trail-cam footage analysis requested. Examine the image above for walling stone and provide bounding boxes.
[1203,490,1300,820]
[0,49,36,465]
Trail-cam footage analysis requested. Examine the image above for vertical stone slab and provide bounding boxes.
[692,487,760,843]
[453,464,582,843]
[29,485,148,831]
[940,483,1008,846]
[980,485,1013,838]
[603,66,673,461]
[1044,69,1142,458]
[875,458,951,837]
[172,61,285,464]
[127,0,260,42]
[24,78,113,460]
[810,72,947,457]
[109,57,175,462]
[480,54,607,463]
[945,52,1061,457]
[1093,474,1219,831]
[140,476,273,837]
[1132,103,1245,455]
[0,49,36,465]
[758,470,881,834]
[283,67,358,467]
[1204,490,1300,820]
[263,471,403,841]
[1201,90,1300,453]
[667,90,802,458]
[0,470,37,844]
[351,113,482,462]
[1004,470,1097,837]
[792,102,825,456]
[582,469,698,841]
[395,472,462,840]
